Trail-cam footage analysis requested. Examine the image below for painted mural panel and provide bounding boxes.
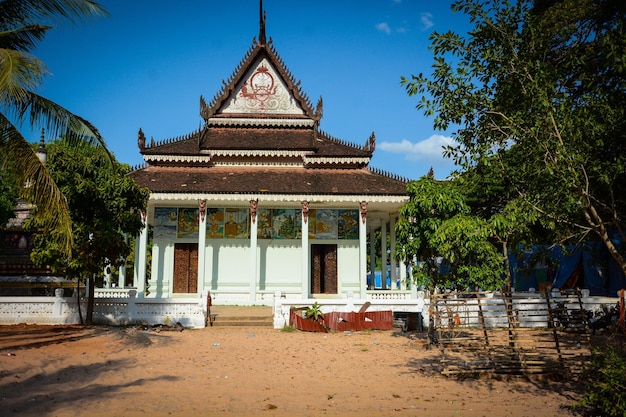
[338,209,359,239]
[257,208,272,239]
[308,209,317,239]
[154,207,178,239]
[294,209,303,239]
[224,208,249,239]
[272,209,298,239]
[177,208,199,238]
[206,208,225,239]
[315,209,338,240]
[154,207,358,241]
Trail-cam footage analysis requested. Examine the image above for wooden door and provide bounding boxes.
[310,244,338,294]
[173,243,198,293]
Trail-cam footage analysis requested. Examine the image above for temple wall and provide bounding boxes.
[257,240,302,292]
[338,243,360,295]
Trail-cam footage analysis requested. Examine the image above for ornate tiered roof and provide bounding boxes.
[129,4,408,197]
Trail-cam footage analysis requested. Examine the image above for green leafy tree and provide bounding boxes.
[577,346,626,417]
[395,177,505,293]
[26,139,148,324]
[458,163,548,291]
[0,0,108,258]
[401,0,626,275]
[0,158,18,229]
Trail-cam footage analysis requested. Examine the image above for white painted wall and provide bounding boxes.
[338,242,360,295]
[204,240,251,287]
[258,239,302,292]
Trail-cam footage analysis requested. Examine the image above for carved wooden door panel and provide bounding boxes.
[173,243,198,294]
[310,244,338,294]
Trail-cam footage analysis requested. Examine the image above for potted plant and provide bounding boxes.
[291,302,328,332]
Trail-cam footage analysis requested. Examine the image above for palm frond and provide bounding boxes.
[0,0,108,31]
[0,48,47,104]
[11,91,109,154]
[0,113,73,256]
[0,25,51,51]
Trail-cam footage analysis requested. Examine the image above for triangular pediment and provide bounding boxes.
[219,56,305,116]
[201,39,319,122]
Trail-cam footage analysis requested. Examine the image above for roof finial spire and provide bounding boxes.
[36,128,47,163]
[259,0,266,44]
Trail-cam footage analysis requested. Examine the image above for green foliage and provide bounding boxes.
[0,158,18,228]
[0,0,108,257]
[280,325,296,333]
[577,346,626,417]
[403,0,626,274]
[25,139,148,279]
[396,177,506,293]
[305,302,324,321]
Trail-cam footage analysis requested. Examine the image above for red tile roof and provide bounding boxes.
[129,166,407,195]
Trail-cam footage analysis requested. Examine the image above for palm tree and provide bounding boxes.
[0,0,108,257]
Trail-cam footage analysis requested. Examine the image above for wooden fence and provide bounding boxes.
[431,291,593,377]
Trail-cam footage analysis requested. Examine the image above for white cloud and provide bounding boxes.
[420,12,434,30]
[379,134,456,161]
[375,22,391,34]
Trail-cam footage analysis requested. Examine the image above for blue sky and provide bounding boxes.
[33,0,471,180]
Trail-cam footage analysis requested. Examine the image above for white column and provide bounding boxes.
[381,216,388,290]
[358,202,368,298]
[134,210,148,298]
[301,202,310,299]
[400,259,407,291]
[249,200,259,303]
[390,215,397,290]
[368,225,376,289]
[197,200,207,296]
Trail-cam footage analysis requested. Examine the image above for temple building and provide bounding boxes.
[128,7,410,304]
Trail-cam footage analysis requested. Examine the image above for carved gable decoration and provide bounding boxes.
[220,57,304,115]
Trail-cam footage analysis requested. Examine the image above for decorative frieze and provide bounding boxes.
[207,117,314,128]
[144,155,212,163]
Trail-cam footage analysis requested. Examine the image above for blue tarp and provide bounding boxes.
[509,239,626,296]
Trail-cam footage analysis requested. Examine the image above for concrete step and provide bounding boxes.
[210,317,274,327]
[208,306,273,327]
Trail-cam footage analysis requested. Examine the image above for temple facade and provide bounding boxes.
[128,9,411,305]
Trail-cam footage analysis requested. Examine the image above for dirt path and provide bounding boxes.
[0,324,582,417]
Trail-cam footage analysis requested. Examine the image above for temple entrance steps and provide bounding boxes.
[208,305,274,327]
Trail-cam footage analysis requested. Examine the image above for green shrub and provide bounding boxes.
[577,346,626,417]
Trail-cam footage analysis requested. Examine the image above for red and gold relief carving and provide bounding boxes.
[240,65,276,108]
[301,200,309,223]
[198,199,207,222]
[250,199,258,223]
[360,201,368,224]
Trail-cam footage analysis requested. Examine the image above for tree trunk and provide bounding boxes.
[86,274,95,325]
[584,198,626,280]
[501,240,512,293]
[76,279,84,325]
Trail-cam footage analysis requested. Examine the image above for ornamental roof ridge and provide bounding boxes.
[266,41,315,117]
[130,162,148,172]
[367,165,411,184]
[318,129,373,154]
[200,41,258,120]
[199,12,318,122]
[143,127,201,151]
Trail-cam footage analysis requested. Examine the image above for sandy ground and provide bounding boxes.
[0,323,584,417]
